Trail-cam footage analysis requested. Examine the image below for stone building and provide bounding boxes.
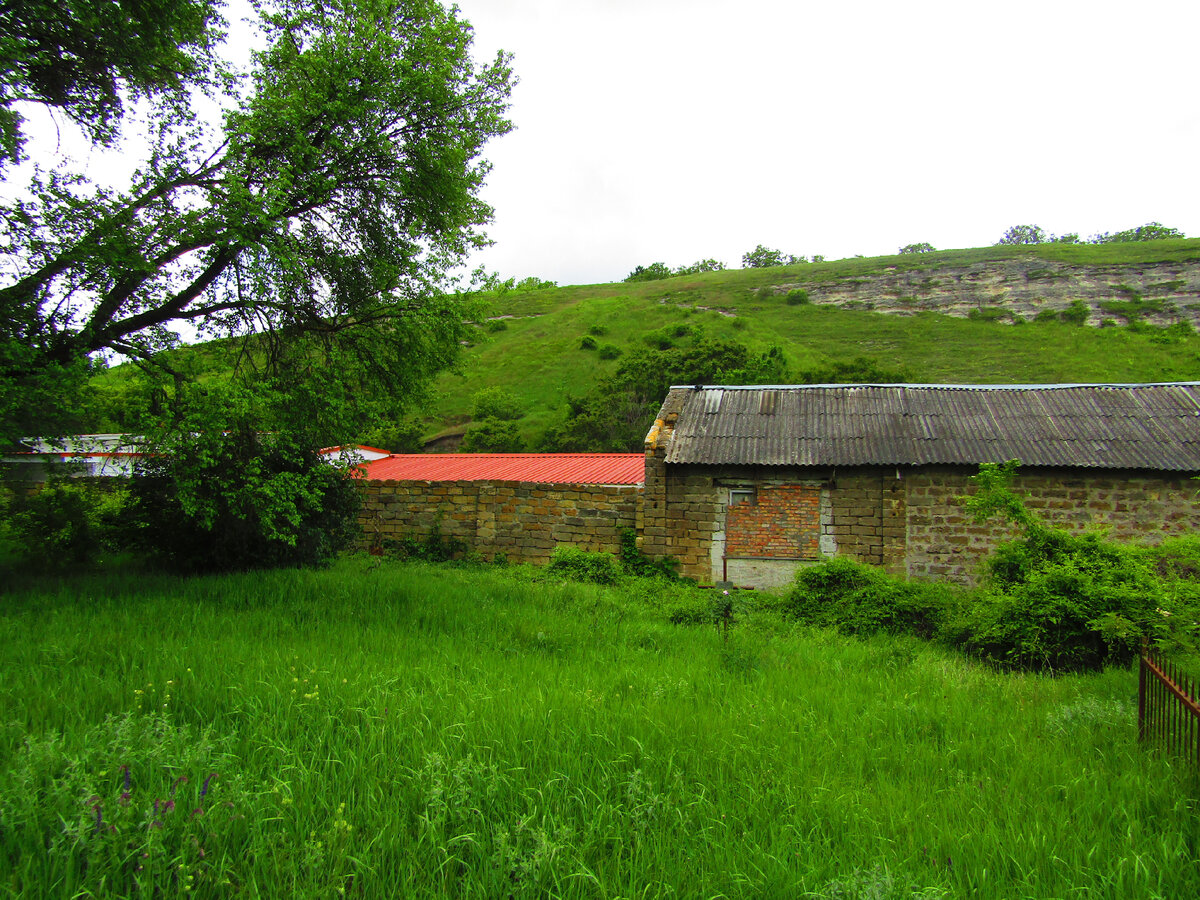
[642,383,1200,588]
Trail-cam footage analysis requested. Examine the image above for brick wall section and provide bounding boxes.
[906,466,1200,584]
[359,479,641,563]
[726,484,820,558]
[825,470,907,575]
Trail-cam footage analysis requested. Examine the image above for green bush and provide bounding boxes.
[580,335,598,350]
[4,477,127,569]
[461,418,524,452]
[597,344,622,360]
[1058,300,1090,325]
[617,527,679,579]
[547,545,621,584]
[783,557,952,638]
[471,387,524,422]
[784,289,810,306]
[955,460,1164,671]
[124,428,362,573]
[485,318,508,332]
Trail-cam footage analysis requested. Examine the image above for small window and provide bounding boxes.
[729,488,756,507]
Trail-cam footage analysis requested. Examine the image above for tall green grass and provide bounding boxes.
[1,559,1197,897]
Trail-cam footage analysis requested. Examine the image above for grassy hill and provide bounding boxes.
[85,240,1200,449]
[432,239,1200,448]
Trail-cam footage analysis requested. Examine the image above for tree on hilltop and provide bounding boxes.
[996,225,1046,246]
[742,244,805,268]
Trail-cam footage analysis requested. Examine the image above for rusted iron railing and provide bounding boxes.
[1138,644,1200,766]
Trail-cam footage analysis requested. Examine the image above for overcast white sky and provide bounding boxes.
[11,0,1200,290]
[452,0,1200,285]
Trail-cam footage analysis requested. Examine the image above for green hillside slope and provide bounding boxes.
[433,240,1200,449]
[85,240,1200,451]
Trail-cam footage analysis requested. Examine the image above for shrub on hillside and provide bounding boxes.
[461,418,524,452]
[547,545,621,584]
[580,335,598,350]
[471,387,524,422]
[785,289,810,306]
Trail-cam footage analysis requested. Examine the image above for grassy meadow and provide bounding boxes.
[1,558,1197,898]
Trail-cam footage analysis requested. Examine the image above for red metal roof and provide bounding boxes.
[361,453,644,484]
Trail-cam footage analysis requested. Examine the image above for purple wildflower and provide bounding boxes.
[170,776,188,797]
[200,773,218,798]
[93,803,104,833]
[119,791,131,806]
[163,799,176,813]
[122,765,131,792]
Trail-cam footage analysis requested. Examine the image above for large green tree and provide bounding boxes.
[0,0,224,164]
[0,0,513,444]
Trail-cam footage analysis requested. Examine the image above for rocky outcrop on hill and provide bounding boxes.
[775,257,1200,328]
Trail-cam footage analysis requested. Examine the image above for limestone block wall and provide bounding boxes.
[824,470,907,575]
[359,479,641,563]
[906,467,1200,583]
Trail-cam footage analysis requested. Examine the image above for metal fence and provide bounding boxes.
[1138,645,1200,766]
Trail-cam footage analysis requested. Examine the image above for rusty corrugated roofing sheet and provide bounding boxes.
[659,383,1200,470]
[361,453,644,484]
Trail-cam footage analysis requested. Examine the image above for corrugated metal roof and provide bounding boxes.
[361,453,645,484]
[658,383,1200,470]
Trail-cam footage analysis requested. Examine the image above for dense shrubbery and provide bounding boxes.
[547,545,622,584]
[1,477,127,569]
[782,462,1200,673]
[783,557,955,639]
[124,426,362,573]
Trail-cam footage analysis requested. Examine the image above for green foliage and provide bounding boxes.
[783,557,953,639]
[624,262,672,283]
[617,528,679,579]
[546,545,621,584]
[898,243,935,254]
[122,387,362,573]
[1,0,514,446]
[471,387,524,422]
[597,344,622,360]
[795,355,905,384]
[784,289,810,305]
[742,244,803,268]
[673,258,726,276]
[361,418,426,453]
[997,224,1046,245]
[579,335,598,350]
[486,319,508,332]
[461,418,524,452]
[3,477,127,569]
[1091,222,1184,243]
[543,339,788,451]
[385,518,469,562]
[959,461,1162,671]
[0,0,223,164]
[1058,299,1091,325]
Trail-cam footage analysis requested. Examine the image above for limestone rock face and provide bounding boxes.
[776,258,1200,327]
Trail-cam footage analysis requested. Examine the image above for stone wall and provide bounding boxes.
[359,479,641,563]
[642,461,1200,588]
[905,466,1200,583]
